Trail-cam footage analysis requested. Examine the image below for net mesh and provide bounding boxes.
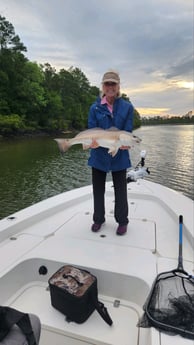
[138,270,194,339]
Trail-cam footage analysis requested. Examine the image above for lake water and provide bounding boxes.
[0,125,193,219]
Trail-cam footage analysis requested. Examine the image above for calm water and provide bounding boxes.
[0,125,193,219]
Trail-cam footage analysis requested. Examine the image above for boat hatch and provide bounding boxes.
[8,283,140,345]
[0,259,158,345]
[54,213,156,252]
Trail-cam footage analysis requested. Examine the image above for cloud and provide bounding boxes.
[165,57,193,79]
[1,0,193,116]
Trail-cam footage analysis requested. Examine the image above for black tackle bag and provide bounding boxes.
[48,265,113,325]
[0,306,38,345]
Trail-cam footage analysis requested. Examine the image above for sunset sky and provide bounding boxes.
[1,0,193,117]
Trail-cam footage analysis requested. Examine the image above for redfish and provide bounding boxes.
[54,127,141,157]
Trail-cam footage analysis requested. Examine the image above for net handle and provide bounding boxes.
[177,215,183,270]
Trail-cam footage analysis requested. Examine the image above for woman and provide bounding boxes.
[88,70,134,235]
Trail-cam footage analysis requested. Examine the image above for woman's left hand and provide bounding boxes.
[120,146,131,150]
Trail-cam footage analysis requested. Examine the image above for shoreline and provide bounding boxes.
[0,123,193,140]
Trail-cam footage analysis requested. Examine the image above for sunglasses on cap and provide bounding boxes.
[103,82,117,86]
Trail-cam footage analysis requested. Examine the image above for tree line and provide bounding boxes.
[0,15,141,136]
[141,114,194,126]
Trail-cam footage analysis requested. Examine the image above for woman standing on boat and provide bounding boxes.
[88,70,134,235]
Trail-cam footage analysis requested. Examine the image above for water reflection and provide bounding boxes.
[132,125,194,198]
[0,125,193,219]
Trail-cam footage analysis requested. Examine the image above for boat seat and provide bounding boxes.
[0,314,41,345]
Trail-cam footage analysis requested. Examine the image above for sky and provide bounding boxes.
[1,0,193,117]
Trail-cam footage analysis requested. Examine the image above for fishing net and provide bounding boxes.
[139,269,194,339]
[139,215,194,340]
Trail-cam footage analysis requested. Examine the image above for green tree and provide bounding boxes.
[0,15,28,116]
[0,15,26,52]
[0,114,25,135]
[121,93,141,128]
[0,15,142,135]
[133,109,141,128]
[19,62,47,122]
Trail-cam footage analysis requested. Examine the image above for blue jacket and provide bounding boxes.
[88,96,134,172]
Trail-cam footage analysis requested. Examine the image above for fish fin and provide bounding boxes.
[87,126,119,132]
[77,127,102,134]
[108,147,118,157]
[107,126,119,131]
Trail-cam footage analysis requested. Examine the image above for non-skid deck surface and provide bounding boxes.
[8,282,140,345]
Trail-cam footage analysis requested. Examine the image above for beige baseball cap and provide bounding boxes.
[102,71,120,83]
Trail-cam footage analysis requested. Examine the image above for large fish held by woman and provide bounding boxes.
[54,127,141,157]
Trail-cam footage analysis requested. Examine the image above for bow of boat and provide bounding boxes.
[0,179,193,345]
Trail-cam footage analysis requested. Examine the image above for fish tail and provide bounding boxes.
[54,139,70,153]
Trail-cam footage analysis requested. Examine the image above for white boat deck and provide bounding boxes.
[7,282,141,345]
[0,180,193,344]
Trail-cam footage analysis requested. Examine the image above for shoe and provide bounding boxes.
[116,225,127,236]
[91,223,103,232]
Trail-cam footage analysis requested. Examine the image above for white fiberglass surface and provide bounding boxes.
[8,282,140,345]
